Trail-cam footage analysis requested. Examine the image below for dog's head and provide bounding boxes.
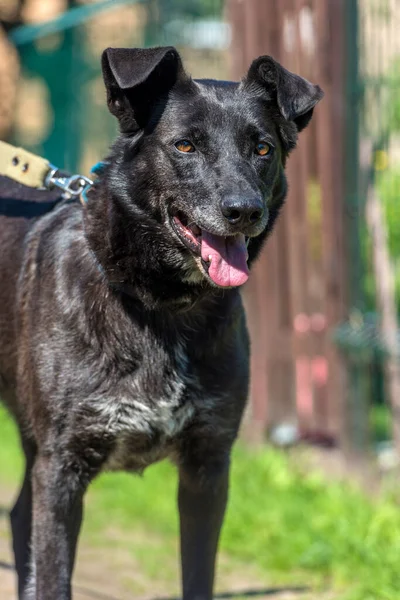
[92,47,322,301]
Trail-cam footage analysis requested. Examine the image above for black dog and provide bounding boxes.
[0,46,322,599]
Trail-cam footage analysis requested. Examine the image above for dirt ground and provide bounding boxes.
[0,486,329,600]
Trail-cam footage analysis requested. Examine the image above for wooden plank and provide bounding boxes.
[226,0,247,78]
[313,0,348,446]
[276,0,316,431]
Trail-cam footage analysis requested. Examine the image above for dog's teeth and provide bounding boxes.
[208,255,212,262]
[190,224,201,236]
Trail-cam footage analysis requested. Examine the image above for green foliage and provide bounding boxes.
[376,167,400,302]
[377,168,400,257]
[361,59,400,314]
[386,59,400,134]
[2,405,400,599]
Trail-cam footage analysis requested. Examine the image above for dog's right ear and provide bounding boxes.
[102,46,185,133]
[245,55,323,151]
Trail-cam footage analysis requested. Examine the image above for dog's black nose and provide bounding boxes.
[220,196,264,227]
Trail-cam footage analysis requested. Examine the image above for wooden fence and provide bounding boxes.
[227,0,351,447]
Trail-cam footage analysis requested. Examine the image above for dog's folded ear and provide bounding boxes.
[102,46,185,132]
[246,55,323,134]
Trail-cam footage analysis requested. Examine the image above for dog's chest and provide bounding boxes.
[94,342,197,471]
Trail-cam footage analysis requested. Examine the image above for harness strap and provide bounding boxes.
[0,140,51,188]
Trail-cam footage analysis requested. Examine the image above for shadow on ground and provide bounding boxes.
[154,590,310,600]
[0,560,310,600]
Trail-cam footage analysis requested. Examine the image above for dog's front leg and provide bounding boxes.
[178,457,229,600]
[27,453,87,600]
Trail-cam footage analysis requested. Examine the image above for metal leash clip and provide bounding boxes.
[44,164,93,200]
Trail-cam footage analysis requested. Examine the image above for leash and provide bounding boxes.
[0,141,109,277]
[0,140,93,205]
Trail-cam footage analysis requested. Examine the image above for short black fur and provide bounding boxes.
[0,46,322,600]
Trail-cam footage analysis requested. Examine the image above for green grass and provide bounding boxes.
[1,405,400,599]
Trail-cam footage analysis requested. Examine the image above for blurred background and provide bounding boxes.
[1,1,400,599]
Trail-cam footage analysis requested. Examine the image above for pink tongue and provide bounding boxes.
[201,231,249,287]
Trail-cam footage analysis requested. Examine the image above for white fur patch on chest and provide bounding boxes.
[104,393,195,438]
[101,397,195,472]
[97,344,196,470]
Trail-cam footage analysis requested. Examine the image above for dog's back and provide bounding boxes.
[0,176,64,416]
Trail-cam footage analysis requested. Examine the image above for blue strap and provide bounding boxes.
[90,161,107,176]
[81,161,107,204]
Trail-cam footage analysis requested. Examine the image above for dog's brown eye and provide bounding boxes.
[256,142,271,157]
[175,140,195,153]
